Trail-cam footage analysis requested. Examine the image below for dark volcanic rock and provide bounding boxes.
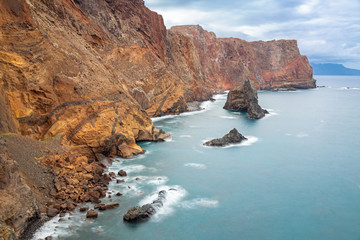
[118,170,127,177]
[203,128,247,147]
[99,203,120,211]
[223,79,268,119]
[86,209,98,219]
[123,190,167,223]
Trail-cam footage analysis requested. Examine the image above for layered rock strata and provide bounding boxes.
[0,0,315,236]
[203,128,247,147]
[0,0,313,157]
[169,25,316,91]
[224,80,268,119]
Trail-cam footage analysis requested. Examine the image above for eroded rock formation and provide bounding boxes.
[224,79,268,119]
[0,0,315,235]
[123,190,167,223]
[203,128,247,147]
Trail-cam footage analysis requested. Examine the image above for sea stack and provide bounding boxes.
[203,128,247,147]
[223,79,268,119]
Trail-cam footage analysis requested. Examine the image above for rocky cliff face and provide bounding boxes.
[0,1,314,151]
[0,137,39,238]
[0,0,172,159]
[168,25,315,91]
[0,0,315,236]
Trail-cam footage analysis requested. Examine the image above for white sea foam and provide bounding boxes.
[120,164,147,173]
[151,115,177,122]
[146,176,169,185]
[164,136,173,142]
[179,135,192,138]
[184,163,207,169]
[238,136,259,146]
[180,198,219,209]
[220,116,237,119]
[32,212,88,240]
[139,185,187,222]
[339,87,360,90]
[262,109,278,119]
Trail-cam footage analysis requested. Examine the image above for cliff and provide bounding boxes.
[169,25,315,91]
[0,0,315,237]
[0,137,39,238]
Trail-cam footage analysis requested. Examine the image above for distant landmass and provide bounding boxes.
[311,63,360,76]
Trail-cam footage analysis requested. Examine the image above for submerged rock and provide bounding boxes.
[123,190,167,223]
[203,128,247,147]
[223,79,268,119]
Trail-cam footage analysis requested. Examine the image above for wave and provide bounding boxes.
[180,198,219,209]
[116,164,147,174]
[139,185,187,222]
[339,87,360,90]
[31,211,87,240]
[220,116,237,119]
[184,163,207,169]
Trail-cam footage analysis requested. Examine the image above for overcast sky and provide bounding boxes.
[145,0,360,69]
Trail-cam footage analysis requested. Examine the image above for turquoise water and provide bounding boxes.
[33,75,360,240]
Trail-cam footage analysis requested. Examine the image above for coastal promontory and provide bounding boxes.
[0,0,315,237]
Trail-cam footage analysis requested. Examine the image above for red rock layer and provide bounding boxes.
[169,25,315,91]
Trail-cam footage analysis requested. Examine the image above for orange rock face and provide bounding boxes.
[169,25,315,91]
[0,0,314,155]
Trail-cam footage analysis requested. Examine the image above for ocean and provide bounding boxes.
[33,75,360,240]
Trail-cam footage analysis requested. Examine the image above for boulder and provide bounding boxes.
[79,207,89,212]
[223,79,268,119]
[98,203,120,211]
[46,207,59,218]
[86,209,98,219]
[203,128,247,147]
[118,170,127,177]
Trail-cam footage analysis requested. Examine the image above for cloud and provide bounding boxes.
[145,0,360,69]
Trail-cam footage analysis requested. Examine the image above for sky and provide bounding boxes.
[145,0,360,69]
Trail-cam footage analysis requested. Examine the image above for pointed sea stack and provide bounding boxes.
[223,80,268,119]
[203,128,247,147]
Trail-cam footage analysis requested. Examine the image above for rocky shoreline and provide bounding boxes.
[0,0,315,238]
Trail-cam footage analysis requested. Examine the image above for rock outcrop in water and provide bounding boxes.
[224,80,268,119]
[123,190,167,223]
[203,128,247,147]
